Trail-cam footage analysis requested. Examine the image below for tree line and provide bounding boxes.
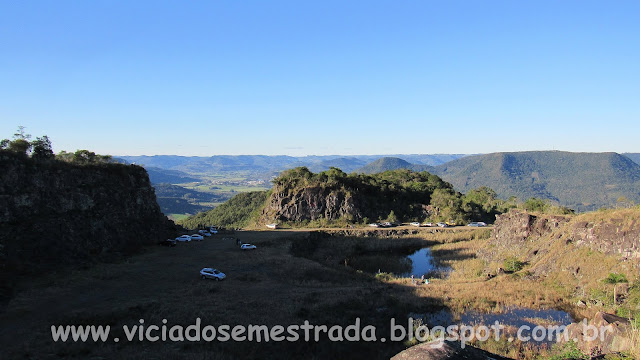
[1,126,112,164]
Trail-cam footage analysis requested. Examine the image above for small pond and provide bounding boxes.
[409,307,575,345]
[401,247,450,278]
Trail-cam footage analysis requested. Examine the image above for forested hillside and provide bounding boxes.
[432,151,640,211]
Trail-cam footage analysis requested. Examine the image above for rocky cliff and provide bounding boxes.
[261,186,363,223]
[487,209,640,263]
[0,152,174,297]
[480,209,640,285]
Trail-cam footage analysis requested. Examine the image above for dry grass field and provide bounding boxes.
[0,230,443,359]
[2,225,633,359]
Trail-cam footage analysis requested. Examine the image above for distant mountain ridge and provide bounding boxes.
[117,154,466,175]
[430,151,640,211]
[623,153,640,166]
[355,157,433,174]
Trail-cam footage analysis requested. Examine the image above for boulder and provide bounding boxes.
[561,312,632,355]
[391,340,509,360]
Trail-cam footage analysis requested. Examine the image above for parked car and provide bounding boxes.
[266,224,278,229]
[240,243,257,250]
[467,222,487,227]
[190,234,204,241]
[201,231,212,237]
[176,235,192,242]
[160,239,177,247]
[436,222,448,228]
[422,222,434,227]
[200,268,226,281]
[368,223,380,227]
[410,222,422,227]
[445,220,457,226]
[209,227,219,234]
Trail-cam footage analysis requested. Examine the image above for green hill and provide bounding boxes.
[181,167,505,228]
[432,151,640,211]
[356,157,433,174]
[179,191,269,229]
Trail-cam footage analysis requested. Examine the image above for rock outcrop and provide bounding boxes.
[391,340,509,360]
[482,209,640,270]
[0,152,174,298]
[262,186,363,223]
[561,312,632,356]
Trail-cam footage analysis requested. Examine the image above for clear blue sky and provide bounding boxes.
[1,1,638,156]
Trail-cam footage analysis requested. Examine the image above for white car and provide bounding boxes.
[200,268,226,281]
[422,222,434,227]
[410,222,422,227]
[240,243,257,250]
[436,222,448,228]
[201,231,212,237]
[176,235,192,242]
[190,234,204,241]
[209,227,219,234]
[368,223,380,227]
[467,222,487,227]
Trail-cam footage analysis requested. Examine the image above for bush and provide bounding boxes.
[548,341,588,360]
[604,273,628,284]
[503,257,524,272]
[375,272,394,281]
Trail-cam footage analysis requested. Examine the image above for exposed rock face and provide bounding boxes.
[491,210,570,248]
[262,186,362,222]
[391,340,509,360]
[561,312,632,355]
[0,152,174,297]
[483,209,640,267]
[569,218,640,259]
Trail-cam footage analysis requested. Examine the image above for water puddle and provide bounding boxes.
[415,307,573,329]
[401,248,450,278]
[410,307,575,345]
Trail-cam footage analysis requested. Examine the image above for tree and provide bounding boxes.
[31,135,54,160]
[73,149,97,164]
[386,210,398,223]
[1,126,33,155]
[523,198,547,212]
[13,126,31,141]
[7,138,31,155]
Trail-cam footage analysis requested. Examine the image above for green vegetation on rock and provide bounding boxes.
[262,167,505,226]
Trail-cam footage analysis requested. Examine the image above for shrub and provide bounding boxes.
[604,273,628,284]
[503,257,524,272]
[374,272,394,281]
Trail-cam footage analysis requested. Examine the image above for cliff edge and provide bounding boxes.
[0,152,174,298]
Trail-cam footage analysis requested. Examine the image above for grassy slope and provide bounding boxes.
[179,190,269,229]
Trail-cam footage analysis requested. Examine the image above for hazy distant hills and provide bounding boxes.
[351,152,640,211]
[145,167,200,184]
[122,152,640,213]
[431,151,640,211]
[355,157,433,174]
[623,153,640,166]
[117,154,465,175]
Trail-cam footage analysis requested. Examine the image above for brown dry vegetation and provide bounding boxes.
[2,219,637,359]
[0,229,452,359]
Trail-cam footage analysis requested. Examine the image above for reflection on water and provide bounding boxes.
[401,248,450,278]
[410,307,575,345]
[416,307,573,329]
